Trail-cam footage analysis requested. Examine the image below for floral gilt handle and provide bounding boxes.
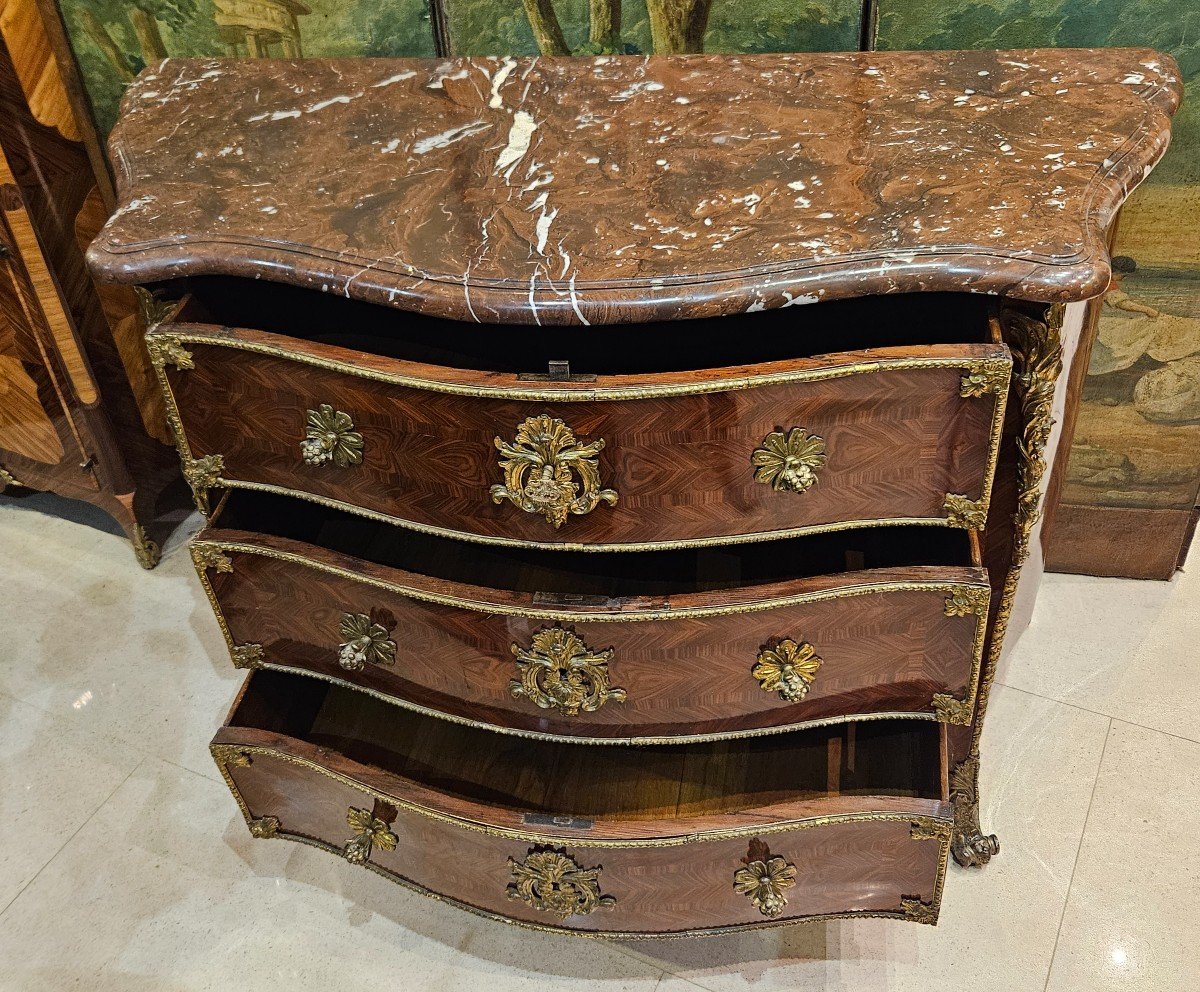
[343,805,398,864]
[753,638,822,702]
[301,404,363,468]
[337,613,397,672]
[751,427,827,493]
[734,839,797,918]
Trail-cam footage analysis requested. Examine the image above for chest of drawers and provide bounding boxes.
[89,50,1179,936]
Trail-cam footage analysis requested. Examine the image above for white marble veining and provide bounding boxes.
[92,52,1181,326]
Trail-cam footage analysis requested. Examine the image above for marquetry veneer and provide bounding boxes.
[88,50,1180,936]
[0,2,182,563]
[214,670,953,935]
[195,489,990,742]
[151,285,1009,549]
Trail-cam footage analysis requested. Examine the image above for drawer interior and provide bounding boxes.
[231,670,946,822]
[171,277,997,375]
[212,489,978,596]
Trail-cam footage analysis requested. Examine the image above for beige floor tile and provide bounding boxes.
[0,757,664,992]
[0,503,237,781]
[617,686,1109,992]
[653,977,721,992]
[0,493,109,588]
[1046,722,1200,992]
[0,692,142,911]
[1001,554,1200,742]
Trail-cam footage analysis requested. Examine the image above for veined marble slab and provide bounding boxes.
[90,51,1181,324]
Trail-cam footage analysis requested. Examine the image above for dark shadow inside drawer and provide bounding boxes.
[171,278,997,375]
[211,489,978,597]
[230,670,945,820]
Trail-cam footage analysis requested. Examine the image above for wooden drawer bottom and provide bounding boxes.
[213,671,953,936]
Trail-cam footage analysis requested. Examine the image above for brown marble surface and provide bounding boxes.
[89,51,1180,325]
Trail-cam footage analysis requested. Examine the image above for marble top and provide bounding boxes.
[90,51,1181,325]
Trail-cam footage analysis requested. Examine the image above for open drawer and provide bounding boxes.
[195,489,990,743]
[213,671,953,936]
[153,283,1010,549]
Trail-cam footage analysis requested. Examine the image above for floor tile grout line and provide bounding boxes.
[0,682,237,780]
[1041,716,1112,992]
[650,963,720,992]
[159,754,227,784]
[0,684,147,756]
[611,943,679,987]
[995,682,1123,723]
[1106,716,1200,748]
[609,940,710,992]
[611,942,721,992]
[649,969,679,992]
[996,681,1200,747]
[0,755,148,920]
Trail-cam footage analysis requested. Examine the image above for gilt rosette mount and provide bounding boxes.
[337,613,397,672]
[753,638,823,702]
[509,626,626,716]
[734,840,798,918]
[491,415,618,528]
[301,404,364,468]
[183,454,224,514]
[751,428,827,493]
[248,816,280,839]
[944,586,991,618]
[507,847,616,920]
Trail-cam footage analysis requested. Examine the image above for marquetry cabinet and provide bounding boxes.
[89,50,1179,935]
[0,0,181,564]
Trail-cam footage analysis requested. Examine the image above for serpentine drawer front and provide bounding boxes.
[150,312,1009,549]
[88,50,1180,935]
[147,319,1012,551]
[196,490,990,741]
[213,672,952,936]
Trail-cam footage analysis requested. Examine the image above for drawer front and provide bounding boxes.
[212,740,950,935]
[155,328,1009,548]
[195,535,989,741]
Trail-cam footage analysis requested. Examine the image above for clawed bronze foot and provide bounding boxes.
[951,828,1000,868]
[949,754,1000,868]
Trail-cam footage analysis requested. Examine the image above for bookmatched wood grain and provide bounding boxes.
[0,4,184,553]
[164,324,1007,548]
[199,521,988,740]
[213,676,950,934]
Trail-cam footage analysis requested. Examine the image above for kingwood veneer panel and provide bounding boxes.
[212,674,951,935]
[156,324,1009,549]
[194,512,990,740]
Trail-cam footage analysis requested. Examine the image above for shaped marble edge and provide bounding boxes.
[88,50,1182,325]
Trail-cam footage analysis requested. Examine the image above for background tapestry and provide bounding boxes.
[876,0,1200,541]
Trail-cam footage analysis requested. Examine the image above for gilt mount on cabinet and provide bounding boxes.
[89,50,1178,937]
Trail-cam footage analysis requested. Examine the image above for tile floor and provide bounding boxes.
[1,491,1196,991]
